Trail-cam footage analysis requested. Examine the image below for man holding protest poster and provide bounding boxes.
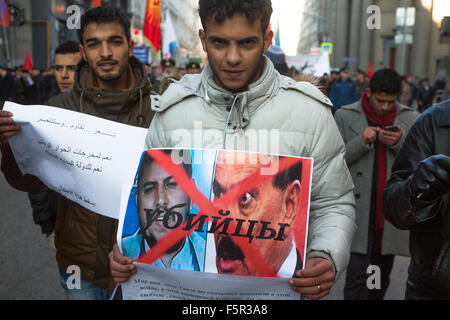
[110,0,356,300]
[0,7,154,300]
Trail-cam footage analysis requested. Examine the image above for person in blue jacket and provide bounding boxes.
[330,68,359,113]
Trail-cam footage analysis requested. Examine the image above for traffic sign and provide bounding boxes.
[321,42,333,55]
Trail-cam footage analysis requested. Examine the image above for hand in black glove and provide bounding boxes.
[410,154,450,202]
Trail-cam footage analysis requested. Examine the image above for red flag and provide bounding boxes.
[367,61,373,79]
[143,0,161,58]
[0,0,10,27]
[22,51,33,71]
[92,0,102,8]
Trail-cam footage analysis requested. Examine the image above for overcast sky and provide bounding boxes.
[271,0,305,56]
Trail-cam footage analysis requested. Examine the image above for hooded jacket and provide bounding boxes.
[1,56,154,290]
[145,56,356,280]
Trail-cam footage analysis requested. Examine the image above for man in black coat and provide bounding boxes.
[383,100,450,299]
[417,78,434,113]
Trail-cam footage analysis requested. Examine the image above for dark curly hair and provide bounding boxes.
[55,41,80,55]
[198,0,273,33]
[369,68,401,95]
[78,7,131,45]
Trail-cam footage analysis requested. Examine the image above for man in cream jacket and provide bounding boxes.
[110,0,355,300]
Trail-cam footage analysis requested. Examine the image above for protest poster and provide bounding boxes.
[3,102,147,219]
[118,149,313,300]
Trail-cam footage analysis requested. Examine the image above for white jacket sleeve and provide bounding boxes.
[306,106,356,281]
[145,113,167,150]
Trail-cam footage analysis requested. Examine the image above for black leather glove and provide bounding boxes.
[410,154,450,202]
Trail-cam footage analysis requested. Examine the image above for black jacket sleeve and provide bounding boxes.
[383,111,443,230]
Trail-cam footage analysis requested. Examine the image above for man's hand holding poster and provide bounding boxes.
[118,149,313,300]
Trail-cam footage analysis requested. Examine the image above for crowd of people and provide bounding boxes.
[0,0,449,302]
[0,56,203,109]
[318,68,450,115]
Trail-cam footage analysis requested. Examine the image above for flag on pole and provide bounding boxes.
[274,25,280,47]
[367,61,373,79]
[93,0,102,8]
[162,11,178,59]
[143,0,162,60]
[22,51,33,71]
[0,0,10,27]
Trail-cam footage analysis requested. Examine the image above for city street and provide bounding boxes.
[0,162,409,300]
[0,169,65,299]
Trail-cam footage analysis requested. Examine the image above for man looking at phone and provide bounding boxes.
[334,69,419,300]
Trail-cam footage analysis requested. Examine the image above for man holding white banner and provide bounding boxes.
[0,7,154,300]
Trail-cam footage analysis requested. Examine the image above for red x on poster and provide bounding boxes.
[120,149,312,283]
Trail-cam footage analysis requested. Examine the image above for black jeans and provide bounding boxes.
[344,251,394,300]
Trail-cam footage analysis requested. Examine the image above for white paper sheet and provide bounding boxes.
[4,102,147,219]
[121,263,301,300]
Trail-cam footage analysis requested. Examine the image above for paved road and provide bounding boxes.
[0,169,65,299]
[0,162,409,300]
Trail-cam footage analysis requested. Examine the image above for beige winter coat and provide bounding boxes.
[145,57,356,280]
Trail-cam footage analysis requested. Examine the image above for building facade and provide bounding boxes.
[1,0,129,70]
[298,0,450,80]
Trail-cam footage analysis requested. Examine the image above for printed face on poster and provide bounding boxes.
[119,149,313,280]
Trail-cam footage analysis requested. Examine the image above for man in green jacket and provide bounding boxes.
[0,7,154,299]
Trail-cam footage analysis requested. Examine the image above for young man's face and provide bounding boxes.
[54,52,81,92]
[212,152,300,276]
[367,89,398,117]
[199,13,273,93]
[80,22,133,85]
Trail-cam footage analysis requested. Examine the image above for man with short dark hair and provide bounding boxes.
[334,68,420,300]
[53,41,81,94]
[0,7,154,300]
[383,101,450,299]
[110,0,356,300]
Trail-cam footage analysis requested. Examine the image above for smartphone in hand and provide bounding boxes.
[384,125,400,132]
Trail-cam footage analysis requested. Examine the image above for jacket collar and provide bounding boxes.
[199,56,279,129]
